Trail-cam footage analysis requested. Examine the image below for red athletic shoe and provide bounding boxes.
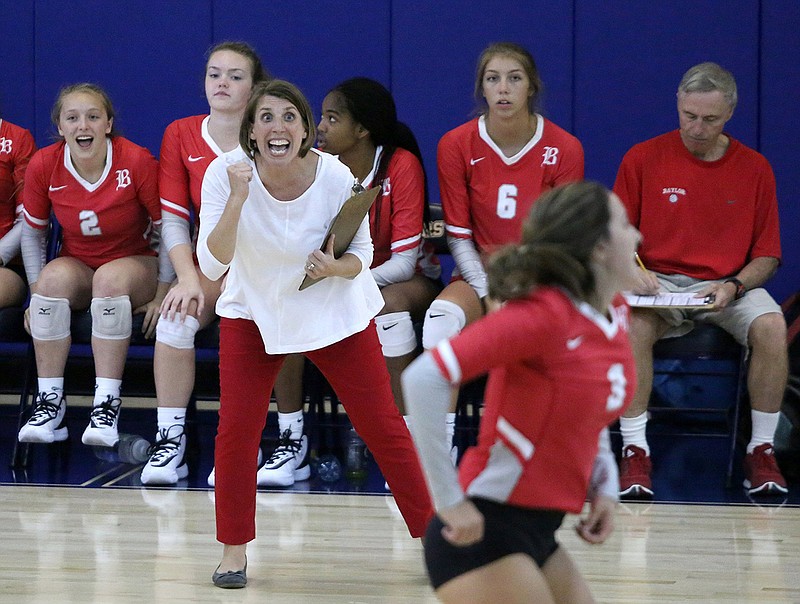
[743,443,788,496]
[619,445,654,499]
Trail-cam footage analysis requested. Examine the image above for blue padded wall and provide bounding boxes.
[391,0,575,200]
[0,1,797,297]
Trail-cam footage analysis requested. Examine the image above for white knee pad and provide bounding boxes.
[422,299,466,350]
[156,314,201,350]
[375,311,417,357]
[90,295,132,340]
[29,294,71,341]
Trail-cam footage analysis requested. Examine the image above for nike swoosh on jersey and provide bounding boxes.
[188,155,205,162]
[469,157,485,165]
[381,322,399,330]
[48,185,68,192]
[566,336,583,350]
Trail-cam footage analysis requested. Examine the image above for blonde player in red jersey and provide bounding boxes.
[0,118,36,308]
[422,42,585,458]
[18,83,165,448]
[404,182,641,604]
[141,42,270,486]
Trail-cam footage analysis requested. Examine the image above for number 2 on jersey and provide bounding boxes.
[496,184,517,219]
[79,210,102,236]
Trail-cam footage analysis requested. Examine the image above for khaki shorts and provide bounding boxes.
[646,273,782,346]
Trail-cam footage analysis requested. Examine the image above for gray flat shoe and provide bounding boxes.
[212,560,247,589]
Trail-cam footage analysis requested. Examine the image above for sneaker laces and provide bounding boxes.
[89,395,121,428]
[30,391,62,424]
[266,429,303,464]
[147,425,185,464]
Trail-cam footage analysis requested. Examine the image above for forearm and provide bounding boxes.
[169,243,200,283]
[403,351,465,510]
[20,222,46,285]
[732,256,779,290]
[331,252,363,279]
[588,428,619,502]
[448,235,488,298]
[371,247,417,287]
[205,195,245,266]
[0,220,22,265]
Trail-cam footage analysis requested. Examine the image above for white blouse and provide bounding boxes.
[197,148,384,354]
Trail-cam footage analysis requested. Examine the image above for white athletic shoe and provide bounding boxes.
[141,424,188,486]
[18,392,69,443]
[257,430,310,487]
[81,395,121,447]
[207,448,263,488]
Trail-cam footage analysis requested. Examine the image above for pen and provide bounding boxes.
[635,252,647,273]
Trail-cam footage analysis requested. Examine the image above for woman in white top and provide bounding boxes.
[197,79,433,589]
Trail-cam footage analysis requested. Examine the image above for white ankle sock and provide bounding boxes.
[158,407,186,432]
[278,410,304,439]
[38,377,64,402]
[94,377,122,406]
[619,412,650,455]
[748,410,779,453]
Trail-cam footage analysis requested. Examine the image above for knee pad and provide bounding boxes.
[90,295,132,340]
[422,299,466,350]
[29,294,71,341]
[156,314,201,350]
[375,311,417,357]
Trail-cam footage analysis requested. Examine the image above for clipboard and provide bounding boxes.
[298,186,381,291]
[623,292,716,309]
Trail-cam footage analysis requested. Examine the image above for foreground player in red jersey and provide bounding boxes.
[614,62,787,498]
[423,42,584,457]
[0,118,36,308]
[141,41,269,486]
[18,83,165,448]
[404,181,640,603]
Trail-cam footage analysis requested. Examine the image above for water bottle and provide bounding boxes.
[345,428,368,482]
[314,453,342,483]
[92,433,151,464]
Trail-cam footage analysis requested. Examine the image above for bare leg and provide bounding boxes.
[624,309,670,419]
[436,553,556,604]
[31,257,94,377]
[0,267,26,308]
[273,354,305,413]
[428,280,484,415]
[541,546,596,604]
[379,275,442,415]
[746,313,788,414]
[91,256,158,380]
[218,543,247,572]
[154,271,222,410]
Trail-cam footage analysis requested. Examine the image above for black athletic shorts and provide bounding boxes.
[424,497,565,590]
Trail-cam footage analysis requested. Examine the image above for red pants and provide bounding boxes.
[215,318,433,544]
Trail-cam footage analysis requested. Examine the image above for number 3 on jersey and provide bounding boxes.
[606,363,627,412]
[79,210,102,237]
[496,184,517,219]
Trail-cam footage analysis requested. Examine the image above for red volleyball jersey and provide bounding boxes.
[365,147,426,269]
[0,119,37,237]
[23,137,160,270]
[432,288,634,513]
[437,116,584,255]
[158,115,222,225]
